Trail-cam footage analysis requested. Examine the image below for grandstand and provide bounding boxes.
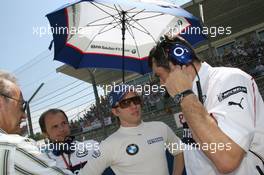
[185,0,264,59]
[56,0,264,141]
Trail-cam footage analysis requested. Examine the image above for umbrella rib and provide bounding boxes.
[116,5,137,14]
[125,22,135,38]
[113,4,124,29]
[83,10,163,27]
[125,9,146,20]
[129,13,165,22]
[125,23,150,35]
[84,18,118,51]
[90,2,122,23]
[84,15,120,27]
[125,10,165,27]
[126,23,145,74]
[125,13,156,42]
[98,23,122,35]
[84,21,120,27]
[112,5,139,28]
[93,1,117,11]
[125,24,141,59]
[125,22,156,42]
[127,11,166,14]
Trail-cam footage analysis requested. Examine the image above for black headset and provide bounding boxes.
[156,36,195,66]
[156,36,204,104]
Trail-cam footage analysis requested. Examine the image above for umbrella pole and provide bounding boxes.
[121,11,126,83]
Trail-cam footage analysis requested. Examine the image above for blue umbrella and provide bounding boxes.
[47,0,206,81]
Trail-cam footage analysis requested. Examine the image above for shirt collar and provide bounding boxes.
[119,121,144,133]
[192,62,212,95]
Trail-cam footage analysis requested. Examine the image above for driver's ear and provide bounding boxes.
[112,108,119,116]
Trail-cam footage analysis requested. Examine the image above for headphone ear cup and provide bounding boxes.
[168,43,193,65]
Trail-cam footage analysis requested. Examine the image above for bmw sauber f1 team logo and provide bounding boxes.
[126,144,139,155]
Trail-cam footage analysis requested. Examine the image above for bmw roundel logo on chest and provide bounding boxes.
[126,144,139,155]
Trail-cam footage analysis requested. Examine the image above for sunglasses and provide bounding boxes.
[114,96,142,109]
[0,93,27,112]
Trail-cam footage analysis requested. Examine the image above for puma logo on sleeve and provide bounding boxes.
[228,97,244,109]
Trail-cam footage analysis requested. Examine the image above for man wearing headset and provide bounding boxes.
[79,84,184,175]
[148,35,264,175]
[39,108,99,174]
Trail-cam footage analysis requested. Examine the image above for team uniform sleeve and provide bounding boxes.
[206,72,255,152]
[162,123,183,156]
[79,140,113,175]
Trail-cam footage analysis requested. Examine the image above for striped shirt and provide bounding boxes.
[0,128,72,175]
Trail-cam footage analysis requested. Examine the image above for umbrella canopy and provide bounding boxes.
[47,0,206,76]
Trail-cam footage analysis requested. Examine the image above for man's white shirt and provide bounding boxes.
[183,62,264,175]
[46,139,99,174]
[79,121,182,175]
[0,128,72,175]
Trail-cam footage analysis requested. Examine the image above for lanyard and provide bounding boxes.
[61,153,72,170]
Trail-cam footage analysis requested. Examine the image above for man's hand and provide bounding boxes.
[165,63,193,97]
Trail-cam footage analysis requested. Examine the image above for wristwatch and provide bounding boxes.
[173,89,194,104]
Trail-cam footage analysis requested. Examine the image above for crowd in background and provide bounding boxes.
[209,39,264,77]
[70,95,113,133]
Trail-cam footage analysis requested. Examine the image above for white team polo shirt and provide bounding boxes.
[46,140,99,174]
[79,121,182,175]
[184,62,264,175]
